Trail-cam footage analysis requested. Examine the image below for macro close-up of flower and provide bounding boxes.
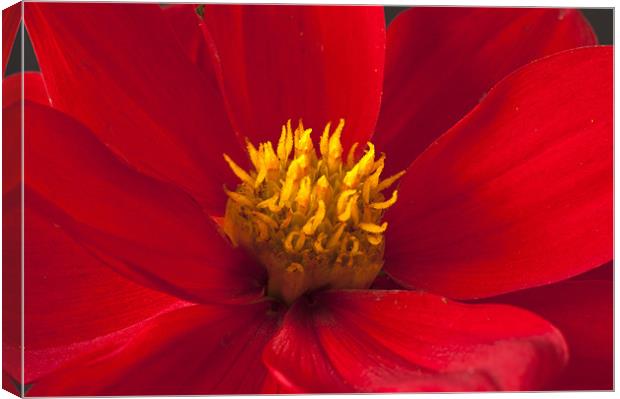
[2,3,613,396]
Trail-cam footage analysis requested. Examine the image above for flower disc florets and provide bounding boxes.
[222,119,405,304]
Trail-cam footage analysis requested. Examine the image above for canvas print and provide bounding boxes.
[2,2,613,396]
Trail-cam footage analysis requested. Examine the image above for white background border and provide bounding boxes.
[0,1,615,399]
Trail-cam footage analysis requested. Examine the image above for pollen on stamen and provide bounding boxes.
[221,119,405,304]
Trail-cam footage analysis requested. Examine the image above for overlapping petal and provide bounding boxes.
[571,260,612,281]
[25,3,244,215]
[3,72,50,108]
[2,72,51,196]
[369,273,406,290]
[375,7,597,174]
[200,5,385,149]
[20,101,265,304]
[264,290,567,392]
[2,188,21,388]
[28,302,281,396]
[491,279,613,390]
[15,190,184,383]
[0,75,28,377]
[386,46,612,299]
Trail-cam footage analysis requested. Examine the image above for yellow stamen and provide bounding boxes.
[327,223,346,249]
[295,176,312,213]
[295,127,314,157]
[284,230,306,253]
[346,142,359,168]
[376,170,407,193]
[359,222,388,234]
[319,122,331,158]
[363,160,384,204]
[337,189,357,216]
[338,194,358,222]
[367,234,383,246]
[314,232,327,253]
[370,190,398,210]
[327,119,345,172]
[223,154,254,186]
[314,175,332,203]
[263,142,279,177]
[257,193,282,213]
[343,143,375,189]
[246,140,261,170]
[222,119,404,304]
[252,211,279,230]
[302,200,326,235]
[348,236,360,255]
[277,124,293,162]
[358,143,376,177]
[224,187,254,207]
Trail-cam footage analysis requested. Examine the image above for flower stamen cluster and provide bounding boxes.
[222,119,404,303]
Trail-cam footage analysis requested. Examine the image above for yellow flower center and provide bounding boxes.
[221,119,405,304]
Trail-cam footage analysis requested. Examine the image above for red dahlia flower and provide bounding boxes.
[2,3,612,395]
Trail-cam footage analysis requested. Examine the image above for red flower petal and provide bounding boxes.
[2,75,18,194]
[375,8,597,175]
[264,290,567,392]
[2,189,21,389]
[20,101,265,303]
[386,46,612,299]
[2,2,21,76]
[260,372,290,394]
[3,72,50,108]
[491,280,612,390]
[24,3,244,215]
[163,4,215,79]
[28,302,281,395]
[2,71,47,196]
[4,191,185,383]
[200,5,385,149]
[369,272,406,290]
[570,260,612,281]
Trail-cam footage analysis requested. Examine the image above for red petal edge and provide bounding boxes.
[25,2,244,215]
[489,279,613,390]
[20,100,265,304]
[28,302,281,396]
[20,192,182,383]
[375,7,597,175]
[386,46,612,299]
[264,290,568,392]
[200,5,385,150]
